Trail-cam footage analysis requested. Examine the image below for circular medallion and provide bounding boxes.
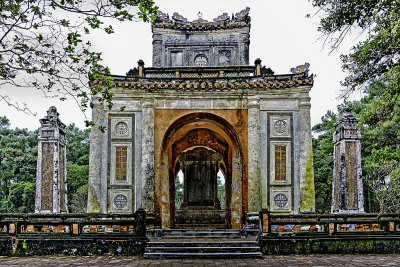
[274,193,288,208]
[115,122,128,135]
[114,194,128,209]
[194,54,208,66]
[274,120,287,134]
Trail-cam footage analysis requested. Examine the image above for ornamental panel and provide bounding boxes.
[109,189,132,213]
[270,187,291,212]
[270,141,291,185]
[110,143,132,186]
[111,117,132,139]
[270,115,291,138]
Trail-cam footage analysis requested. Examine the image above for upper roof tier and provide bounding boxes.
[152,8,251,31]
[151,8,251,68]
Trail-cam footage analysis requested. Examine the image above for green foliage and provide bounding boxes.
[66,164,89,206]
[312,110,337,213]
[0,0,158,123]
[311,0,400,97]
[7,181,36,213]
[69,184,88,213]
[65,124,90,165]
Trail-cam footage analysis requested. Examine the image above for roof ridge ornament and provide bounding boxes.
[172,12,188,22]
[290,63,310,74]
[234,7,250,19]
[156,10,169,20]
[213,12,230,22]
[193,11,208,23]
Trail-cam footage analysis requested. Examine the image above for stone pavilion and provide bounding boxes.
[87,8,316,229]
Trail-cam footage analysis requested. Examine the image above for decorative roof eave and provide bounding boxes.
[152,20,250,31]
[91,74,313,91]
[152,8,251,31]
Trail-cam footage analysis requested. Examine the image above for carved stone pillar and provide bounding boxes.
[141,99,155,211]
[331,107,364,213]
[298,96,315,213]
[35,106,68,213]
[87,102,107,213]
[248,97,261,212]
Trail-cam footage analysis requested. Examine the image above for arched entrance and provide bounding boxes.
[159,113,244,229]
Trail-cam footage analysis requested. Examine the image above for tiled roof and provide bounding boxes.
[95,75,313,91]
[152,20,250,31]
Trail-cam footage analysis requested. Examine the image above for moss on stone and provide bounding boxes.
[300,148,315,212]
[87,185,101,212]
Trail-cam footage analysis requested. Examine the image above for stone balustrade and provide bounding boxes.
[0,210,146,256]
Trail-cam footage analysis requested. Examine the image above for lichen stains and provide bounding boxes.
[87,185,100,213]
[300,148,315,212]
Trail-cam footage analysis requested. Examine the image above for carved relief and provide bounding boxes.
[59,145,66,212]
[270,188,291,211]
[274,193,288,208]
[113,194,128,209]
[345,141,358,209]
[194,54,208,66]
[274,120,287,134]
[218,50,231,66]
[270,116,291,138]
[334,144,340,211]
[115,122,128,135]
[231,152,242,228]
[109,189,132,213]
[41,143,54,210]
[111,117,132,139]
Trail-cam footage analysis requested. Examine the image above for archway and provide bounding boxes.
[159,112,244,229]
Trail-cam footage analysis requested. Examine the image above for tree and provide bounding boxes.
[0,119,37,212]
[310,0,400,98]
[65,123,90,165]
[312,110,337,213]
[1,0,158,121]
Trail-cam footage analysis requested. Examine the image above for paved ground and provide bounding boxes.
[0,255,400,266]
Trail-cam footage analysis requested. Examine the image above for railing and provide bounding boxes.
[0,209,147,238]
[259,209,400,236]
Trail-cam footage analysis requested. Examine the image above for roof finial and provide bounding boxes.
[197,11,203,18]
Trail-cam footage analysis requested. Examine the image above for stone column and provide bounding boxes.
[35,106,68,213]
[248,97,261,212]
[331,107,364,213]
[141,99,155,211]
[298,96,315,213]
[87,104,107,213]
[152,34,163,67]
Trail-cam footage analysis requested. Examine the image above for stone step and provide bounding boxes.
[146,246,260,253]
[146,240,259,247]
[144,229,262,259]
[147,228,259,239]
[144,240,262,259]
[144,252,263,259]
[173,223,228,229]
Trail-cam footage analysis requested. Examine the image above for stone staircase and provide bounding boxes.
[144,228,262,259]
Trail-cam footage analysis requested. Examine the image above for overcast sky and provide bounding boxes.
[0,0,363,130]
